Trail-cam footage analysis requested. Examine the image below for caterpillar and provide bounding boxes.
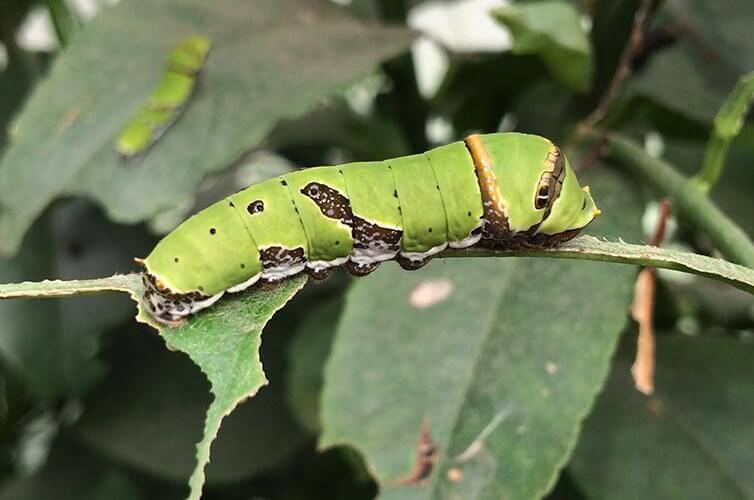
[137,132,600,325]
[115,35,211,160]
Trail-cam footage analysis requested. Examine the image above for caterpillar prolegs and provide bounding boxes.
[138,132,600,325]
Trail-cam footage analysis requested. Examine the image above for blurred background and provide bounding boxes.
[0,0,753,499]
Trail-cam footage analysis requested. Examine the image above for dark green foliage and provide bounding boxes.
[0,0,753,499]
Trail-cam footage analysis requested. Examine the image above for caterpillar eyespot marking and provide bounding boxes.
[139,133,599,324]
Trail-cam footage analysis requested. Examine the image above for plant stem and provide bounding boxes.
[603,134,754,269]
[0,273,141,299]
[440,236,754,294]
[695,71,754,192]
[2,237,753,300]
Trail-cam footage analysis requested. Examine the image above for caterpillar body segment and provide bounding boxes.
[140,132,599,324]
[425,142,485,248]
[115,36,211,160]
[389,153,449,262]
[285,168,354,269]
[340,161,403,268]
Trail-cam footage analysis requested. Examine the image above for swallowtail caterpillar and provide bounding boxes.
[137,132,600,325]
[115,36,211,160]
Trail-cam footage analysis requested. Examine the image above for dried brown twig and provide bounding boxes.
[630,198,671,395]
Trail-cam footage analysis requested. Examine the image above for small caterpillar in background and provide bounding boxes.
[136,132,600,325]
[115,35,211,160]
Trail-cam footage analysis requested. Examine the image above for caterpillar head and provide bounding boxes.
[479,133,599,237]
[535,154,600,236]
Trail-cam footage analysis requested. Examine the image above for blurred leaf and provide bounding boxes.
[570,335,754,498]
[666,0,754,75]
[628,37,738,124]
[626,0,754,126]
[75,320,307,485]
[146,275,307,500]
[589,0,642,93]
[608,95,710,141]
[0,54,50,151]
[148,150,296,235]
[0,434,144,500]
[287,298,343,432]
[0,0,414,257]
[319,167,642,499]
[493,1,593,91]
[266,101,411,162]
[511,81,577,143]
[432,53,547,135]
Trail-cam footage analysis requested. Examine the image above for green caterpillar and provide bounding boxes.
[137,132,600,325]
[115,35,211,160]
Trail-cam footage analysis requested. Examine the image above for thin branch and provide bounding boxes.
[695,71,754,192]
[439,236,754,294]
[582,0,653,129]
[1,237,753,301]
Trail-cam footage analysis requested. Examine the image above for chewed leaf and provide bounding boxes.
[140,275,307,500]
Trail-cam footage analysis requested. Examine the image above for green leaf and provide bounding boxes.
[0,0,414,257]
[319,168,642,499]
[589,0,644,93]
[0,55,47,152]
[628,37,739,124]
[1,264,308,496]
[492,0,593,91]
[570,335,754,498]
[147,275,307,500]
[626,0,754,126]
[666,0,754,76]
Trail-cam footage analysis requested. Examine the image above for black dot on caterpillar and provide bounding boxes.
[247,200,265,215]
